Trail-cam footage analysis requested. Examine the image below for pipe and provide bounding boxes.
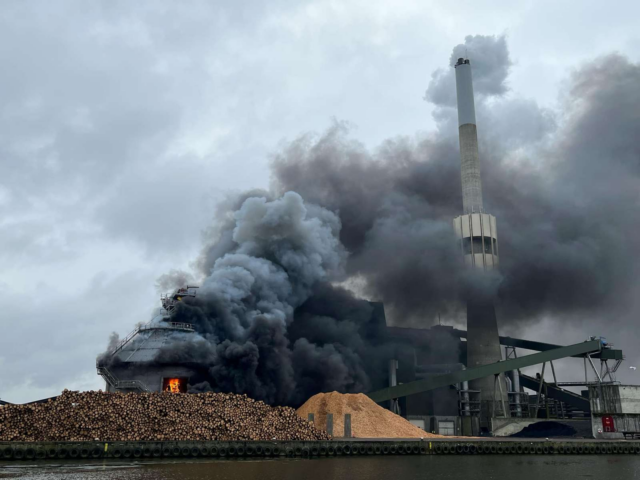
[512,370,522,417]
[388,359,399,414]
[497,374,508,418]
[462,379,471,416]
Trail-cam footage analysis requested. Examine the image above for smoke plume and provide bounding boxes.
[153,191,387,405]
[103,35,640,404]
[272,37,640,329]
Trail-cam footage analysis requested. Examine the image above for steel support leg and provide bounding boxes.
[534,362,546,419]
[491,375,498,419]
[550,361,558,385]
[497,374,508,418]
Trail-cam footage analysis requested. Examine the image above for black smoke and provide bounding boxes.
[152,191,394,406]
[272,36,640,328]
[103,35,640,404]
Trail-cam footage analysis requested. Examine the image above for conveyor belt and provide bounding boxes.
[368,340,602,403]
[519,374,591,413]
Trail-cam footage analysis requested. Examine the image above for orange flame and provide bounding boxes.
[165,378,182,393]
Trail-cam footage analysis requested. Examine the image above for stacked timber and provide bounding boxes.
[0,390,330,442]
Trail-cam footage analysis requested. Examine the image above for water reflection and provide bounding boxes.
[1,455,639,480]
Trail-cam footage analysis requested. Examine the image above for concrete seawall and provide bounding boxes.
[2,439,640,460]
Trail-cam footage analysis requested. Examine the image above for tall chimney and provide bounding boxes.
[454,57,483,214]
[452,57,510,427]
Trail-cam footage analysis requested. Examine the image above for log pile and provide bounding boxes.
[0,390,330,442]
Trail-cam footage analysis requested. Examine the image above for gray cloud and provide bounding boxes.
[0,269,159,402]
[3,1,640,403]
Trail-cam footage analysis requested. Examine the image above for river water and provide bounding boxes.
[1,456,639,479]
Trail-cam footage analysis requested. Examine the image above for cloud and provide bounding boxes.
[0,269,158,403]
[2,1,640,403]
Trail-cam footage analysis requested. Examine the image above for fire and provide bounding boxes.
[162,378,185,393]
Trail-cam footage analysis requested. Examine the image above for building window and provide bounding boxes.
[472,237,483,254]
[462,238,471,254]
[462,237,496,255]
[484,237,493,254]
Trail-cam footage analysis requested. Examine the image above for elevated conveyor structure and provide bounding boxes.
[428,327,623,361]
[519,373,591,413]
[368,340,604,403]
[498,336,623,361]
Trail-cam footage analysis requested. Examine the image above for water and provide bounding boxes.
[1,456,639,480]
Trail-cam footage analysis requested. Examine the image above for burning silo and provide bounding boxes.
[96,193,393,406]
[96,287,199,393]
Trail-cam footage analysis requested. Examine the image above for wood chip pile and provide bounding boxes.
[297,392,445,438]
[0,390,330,442]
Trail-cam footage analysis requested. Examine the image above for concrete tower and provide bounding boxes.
[452,58,509,424]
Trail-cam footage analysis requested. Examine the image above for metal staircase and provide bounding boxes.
[96,363,150,392]
[111,324,146,356]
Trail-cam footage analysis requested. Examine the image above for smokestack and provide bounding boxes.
[452,57,498,271]
[454,57,483,215]
[452,57,510,425]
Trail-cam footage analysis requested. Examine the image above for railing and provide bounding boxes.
[458,388,481,416]
[457,390,533,418]
[111,324,148,356]
[527,395,590,419]
[110,322,195,356]
[96,364,150,392]
[508,392,531,417]
[143,322,195,332]
[550,381,609,387]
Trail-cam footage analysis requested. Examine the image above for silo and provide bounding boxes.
[96,288,199,393]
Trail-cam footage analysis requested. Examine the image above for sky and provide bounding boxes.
[1,0,639,403]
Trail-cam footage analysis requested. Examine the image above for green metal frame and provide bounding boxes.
[367,340,602,403]
[450,329,621,359]
[518,373,591,412]
[498,336,622,360]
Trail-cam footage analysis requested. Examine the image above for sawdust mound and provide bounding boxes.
[297,392,444,438]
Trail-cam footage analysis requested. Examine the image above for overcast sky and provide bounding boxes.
[1,0,639,403]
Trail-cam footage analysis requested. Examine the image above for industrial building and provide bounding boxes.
[367,57,639,439]
[95,57,640,440]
